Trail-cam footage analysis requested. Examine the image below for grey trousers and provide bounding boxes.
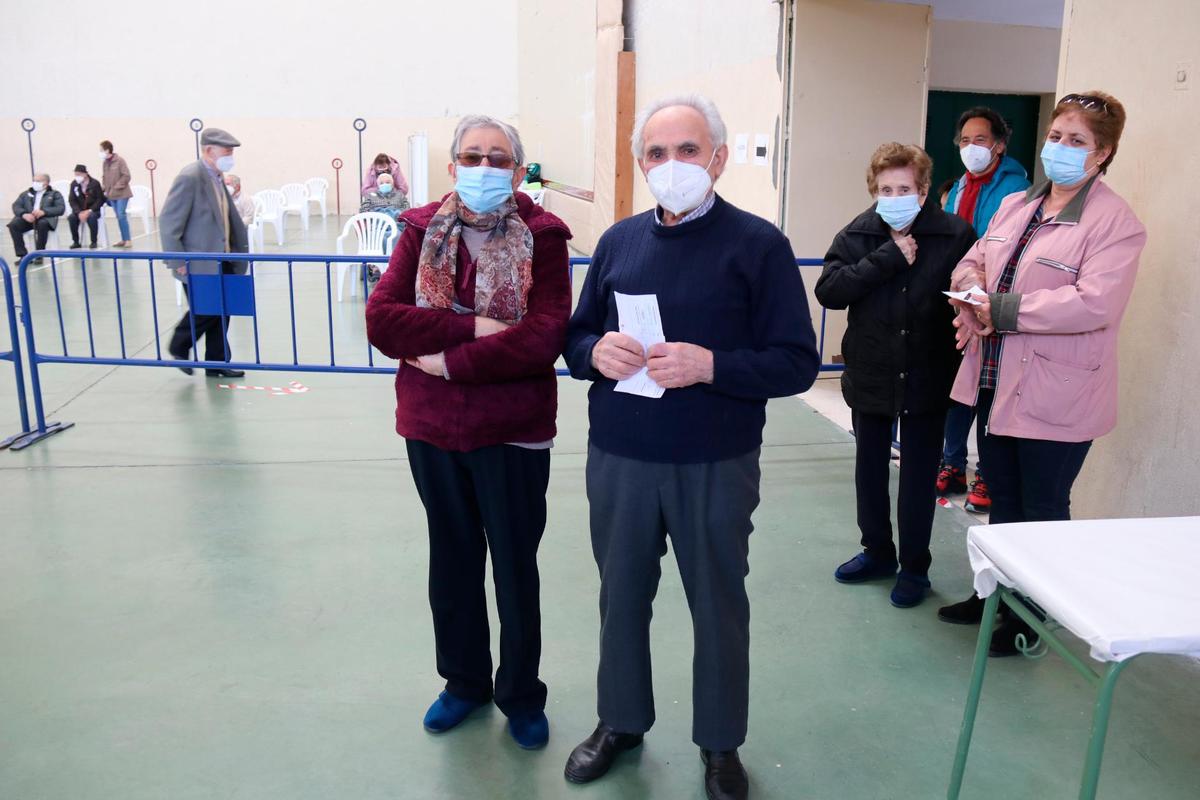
[586,442,762,752]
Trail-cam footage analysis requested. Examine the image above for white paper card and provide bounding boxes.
[734,134,749,164]
[943,285,989,306]
[614,292,666,399]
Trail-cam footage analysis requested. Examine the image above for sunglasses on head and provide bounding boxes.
[455,151,517,169]
[1060,93,1110,114]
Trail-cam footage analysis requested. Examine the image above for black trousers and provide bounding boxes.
[8,217,53,256]
[169,284,231,362]
[68,210,99,245]
[853,408,946,576]
[976,389,1092,524]
[406,438,550,716]
[586,443,761,752]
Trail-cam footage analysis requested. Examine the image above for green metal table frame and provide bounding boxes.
[947,587,1139,800]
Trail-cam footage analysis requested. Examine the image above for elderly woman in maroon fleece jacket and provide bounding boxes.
[365,115,572,751]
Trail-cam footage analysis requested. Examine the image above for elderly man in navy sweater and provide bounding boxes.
[562,95,820,800]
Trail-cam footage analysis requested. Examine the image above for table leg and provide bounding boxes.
[1078,657,1136,800]
[947,589,1002,799]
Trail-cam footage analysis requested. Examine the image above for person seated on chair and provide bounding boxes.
[358,172,409,282]
[223,174,255,228]
[362,152,409,198]
[68,164,107,249]
[8,173,65,265]
[359,171,411,223]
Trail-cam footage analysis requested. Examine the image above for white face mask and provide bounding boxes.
[31,181,45,193]
[959,143,996,174]
[645,152,716,215]
[74,175,85,184]
[99,152,110,161]
[215,155,236,172]
[225,183,235,195]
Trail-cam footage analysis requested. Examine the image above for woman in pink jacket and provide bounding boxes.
[936,91,1146,655]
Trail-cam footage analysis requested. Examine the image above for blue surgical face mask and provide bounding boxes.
[455,165,515,214]
[876,193,921,230]
[377,183,393,195]
[1041,141,1094,186]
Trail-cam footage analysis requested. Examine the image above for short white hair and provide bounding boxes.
[630,94,727,159]
[451,115,525,166]
[376,172,394,184]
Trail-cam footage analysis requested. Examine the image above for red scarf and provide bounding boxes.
[955,159,999,225]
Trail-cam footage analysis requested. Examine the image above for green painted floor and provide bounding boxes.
[2,219,1198,799]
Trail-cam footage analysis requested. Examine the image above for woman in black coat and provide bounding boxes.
[816,142,977,609]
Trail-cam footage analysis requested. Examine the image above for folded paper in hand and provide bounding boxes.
[943,285,989,306]
[614,292,665,399]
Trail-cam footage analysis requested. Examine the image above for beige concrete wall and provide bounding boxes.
[0,0,518,211]
[625,0,788,224]
[1056,0,1200,518]
[516,0,597,190]
[929,19,1060,94]
[785,0,932,364]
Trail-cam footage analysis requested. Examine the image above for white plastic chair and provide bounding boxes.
[253,189,286,245]
[334,212,397,302]
[280,183,310,232]
[247,195,266,252]
[519,187,545,207]
[304,177,329,219]
[126,185,153,235]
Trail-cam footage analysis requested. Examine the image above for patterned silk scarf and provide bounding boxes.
[415,193,533,322]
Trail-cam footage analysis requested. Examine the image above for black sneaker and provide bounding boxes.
[938,593,986,625]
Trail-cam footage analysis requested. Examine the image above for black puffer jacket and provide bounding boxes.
[816,199,977,417]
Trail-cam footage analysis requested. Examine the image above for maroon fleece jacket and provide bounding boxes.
[365,192,572,452]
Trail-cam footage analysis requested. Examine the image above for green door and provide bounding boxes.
[925,91,1043,198]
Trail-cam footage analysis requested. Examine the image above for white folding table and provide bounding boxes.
[947,516,1200,799]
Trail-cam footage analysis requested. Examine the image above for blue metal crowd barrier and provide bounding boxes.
[1,257,32,449]
[11,250,842,451]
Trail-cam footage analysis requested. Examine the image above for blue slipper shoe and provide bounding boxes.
[507,710,549,749]
[423,691,487,733]
[834,551,899,584]
[890,571,932,608]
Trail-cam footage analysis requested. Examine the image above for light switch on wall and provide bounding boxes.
[753,134,769,166]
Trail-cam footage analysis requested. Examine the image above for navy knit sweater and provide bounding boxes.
[564,195,820,463]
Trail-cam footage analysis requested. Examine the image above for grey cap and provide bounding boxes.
[199,127,241,147]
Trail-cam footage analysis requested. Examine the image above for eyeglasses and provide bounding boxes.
[455,151,517,169]
[1060,94,1110,114]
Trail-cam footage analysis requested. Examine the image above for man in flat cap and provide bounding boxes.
[67,164,106,249]
[160,127,249,378]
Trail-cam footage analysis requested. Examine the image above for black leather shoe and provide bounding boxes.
[69,242,82,249]
[206,368,245,378]
[702,749,749,800]
[564,723,643,784]
[88,241,98,249]
[169,348,193,375]
[988,617,1039,657]
[938,593,986,625]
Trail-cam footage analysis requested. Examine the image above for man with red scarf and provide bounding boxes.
[934,107,1030,534]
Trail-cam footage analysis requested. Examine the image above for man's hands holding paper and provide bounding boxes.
[646,342,713,389]
[593,332,647,380]
[592,333,713,390]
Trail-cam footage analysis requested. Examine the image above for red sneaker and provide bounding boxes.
[936,464,967,496]
[965,477,991,513]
